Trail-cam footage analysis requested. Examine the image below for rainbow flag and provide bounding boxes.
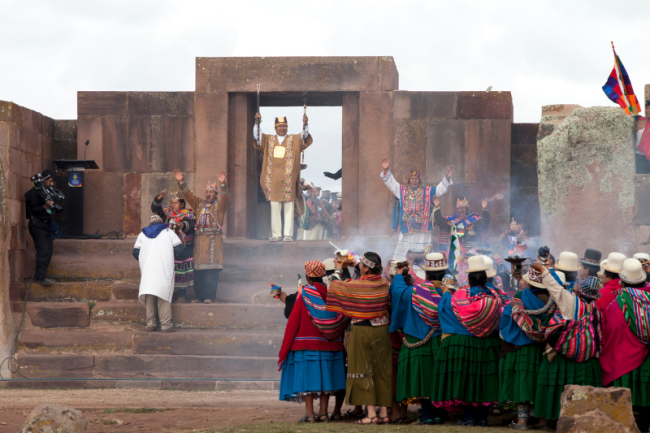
[602,42,641,116]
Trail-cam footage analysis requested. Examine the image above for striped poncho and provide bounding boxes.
[617,284,650,345]
[327,274,390,320]
[411,282,442,331]
[451,286,504,338]
[302,284,349,340]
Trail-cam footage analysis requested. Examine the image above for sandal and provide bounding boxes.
[203,299,212,304]
[329,411,342,421]
[382,416,390,424]
[270,237,281,242]
[317,414,329,422]
[355,417,381,425]
[343,409,365,419]
[298,416,316,423]
[191,299,201,303]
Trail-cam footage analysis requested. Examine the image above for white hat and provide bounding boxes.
[555,252,580,272]
[323,258,336,272]
[597,260,606,278]
[466,255,489,273]
[620,258,647,285]
[603,252,626,274]
[482,256,497,278]
[634,253,650,264]
[422,252,448,271]
[555,270,568,286]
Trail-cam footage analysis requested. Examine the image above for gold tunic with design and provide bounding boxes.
[254,133,313,203]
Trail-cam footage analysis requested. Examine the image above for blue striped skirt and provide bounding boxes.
[279,350,346,402]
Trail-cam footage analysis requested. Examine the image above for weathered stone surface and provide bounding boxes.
[379,57,399,91]
[392,91,457,120]
[20,106,43,134]
[512,123,539,145]
[19,330,132,349]
[538,107,636,255]
[20,149,32,178]
[126,116,151,173]
[112,281,139,300]
[52,120,78,161]
[43,116,55,138]
[83,171,124,233]
[128,92,194,116]
[139,172,194,229]
[425,119,468,186]
[76,116,103,171]
[15,354,94,378]
[102,116,128,172]
[21,280,113,302]
[10,225,26,251]
[9,380,88,390]
[20,126,41,157]
[92,301,145,323]
[392,120,427,184]
[124,172,141,234]
[541,104,583,122]
[636,174,650,225]
[161,380,216,391]
[20,404,86,433]
[466,119,511,185]
[457,91,513,120]
[25,302,90,328]
[0,100,22,123]
[198,57,391,93]
[78,91,127,116]
[342,92,360,238]
[558,385,639,433]
[151,116,194,173]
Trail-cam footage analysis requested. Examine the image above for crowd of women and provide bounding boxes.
[276,248,650,431]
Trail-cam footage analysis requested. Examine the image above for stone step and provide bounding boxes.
[132,329,283,356]
[91,302,286,330]
[15,353,280,379]
[25,302,90,328]
[6,379,280,391]
[19,330,133,350]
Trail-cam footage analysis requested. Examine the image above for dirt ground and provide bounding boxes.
[0,389,514,432]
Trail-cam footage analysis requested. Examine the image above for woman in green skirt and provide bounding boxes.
[432,256,506,427]
[499,265,556,430]
[533,259,603,429]
[599,258,650,432]
[389,253,448,425]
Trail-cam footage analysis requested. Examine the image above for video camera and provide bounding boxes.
[31,172,65,213]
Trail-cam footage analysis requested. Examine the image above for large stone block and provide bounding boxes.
[77,116,103,171]
[151,116,194,173]
[466,119,511,185]
[392,120,427,183]
[10,225,26,250]
[21,404,86,433]
[538,107,636,255]
[9,145,21,175]
[457,91,513,120]
[139,172,194,229]
[53,120,78,161]
[7,173,21,200]
[393,91,457,120]
[124,172,141,235]
[8,249,23,282]
[0,100,21,123]
[342,92,360,237]
[77,91,127,116]
[636,174,650,225]
[42,116,55,138]
[26,302,90,328]
[83,171,124,233]
[511,123,539,145]
[102,116,128,172]
[128,92,194,116]
[19,126,40,156]
[425,119,468,185]
[126,116,152,172]
[9,198,22,226]
[21,280,114,302]
[198,57,391,93]
[19,106,43,134]
[20,330,132,349]
[15,354,94,378]
[0,121,19,150]
[558,385,639,433]
[194,92,228,194]
[20,151,32,178]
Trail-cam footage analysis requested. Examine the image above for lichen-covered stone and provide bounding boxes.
[21,404,86,432]
[537,107,637,254]
[557,385,639,433]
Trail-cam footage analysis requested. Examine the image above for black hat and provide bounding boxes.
[580,249,602,267]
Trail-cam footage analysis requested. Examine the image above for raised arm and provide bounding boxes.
[253,113,264,151]
[434,165,455,198]
[537,265,576,319]
[380,158,401,198]
[173,169,202,211]
[151,189,168,222]
[216,171,230,226]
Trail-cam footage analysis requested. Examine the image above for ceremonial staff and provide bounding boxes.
[256,84,261,144]
[302,92,308,164]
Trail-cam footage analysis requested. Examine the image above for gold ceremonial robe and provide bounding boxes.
[179,182,230,270]
[254,133,314,203]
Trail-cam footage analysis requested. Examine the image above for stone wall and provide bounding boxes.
[511,123,540,236]
[537,105,638,255]
[390,91,513,237]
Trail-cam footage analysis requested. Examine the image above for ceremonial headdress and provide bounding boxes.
[360,253,377,269]
[170,191,184,200]
[620,258,647,285]
[602,252,626,273]
[466,255,489,273]
[150,214,163,224]
[275,117,288,126]
[579,249,602,267]
[304,260,326,278]
[523,265,546,289]
[422,252,448,271]
[409,170,421,179]
[206,181,217,191]
[456,197,469,209]
[555,252,580,272]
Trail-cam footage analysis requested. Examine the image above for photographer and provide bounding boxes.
[25,169,59,286]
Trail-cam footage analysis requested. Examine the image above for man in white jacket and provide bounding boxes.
[133,214,184,332]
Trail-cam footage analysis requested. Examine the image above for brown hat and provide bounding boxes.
[275,117,288,126]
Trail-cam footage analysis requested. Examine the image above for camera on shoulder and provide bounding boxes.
[31,170,65,213]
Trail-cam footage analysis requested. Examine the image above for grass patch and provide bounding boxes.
[198,422,514,433]
[104,407,166,414]
[104,420,117,425]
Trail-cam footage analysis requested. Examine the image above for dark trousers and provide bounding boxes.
[28,220,53,280]
[193,269,221,302]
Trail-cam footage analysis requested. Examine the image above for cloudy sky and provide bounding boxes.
[2,0,649,190]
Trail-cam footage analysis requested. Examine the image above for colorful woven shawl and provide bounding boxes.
[411,281,442,331]
[451,286,503,338]
[510,291,557,343]
[326,275,390,319]
[302,284,349,340]
[399,185,434,234]
[617,285,650,345]
[545,297,601,362]
[438,212,489,253]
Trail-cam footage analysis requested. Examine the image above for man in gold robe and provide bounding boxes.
[254,114,313,242]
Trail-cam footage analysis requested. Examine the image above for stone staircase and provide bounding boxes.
[11,237,392,387]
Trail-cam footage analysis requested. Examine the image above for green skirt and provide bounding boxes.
[431,334,501,411]
[346,324,393,407]
[499,344,543,405]
[534,355,602,420]
[611,355,650,407]
[396,334,441,403]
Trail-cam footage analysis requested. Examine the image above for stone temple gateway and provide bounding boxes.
[0,56,647,382]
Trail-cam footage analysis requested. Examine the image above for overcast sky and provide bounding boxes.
[2,0,649,189]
